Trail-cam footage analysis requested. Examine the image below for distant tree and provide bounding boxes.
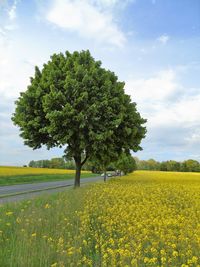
[147,159,160,170]
[42,160,51,168]
[37,160,44,168]
[133,157,140,169]
[50,158,65,169]
[165,160,180,172]
[64,160,76,170]
[136,158,200,173]
[160,161,168,171]
[12,50,146,187]
[137,160,148,170]
[91,155,114,182]
[81,159,93,171]
[115,153,136,175]
[86,159,116,174]
[136,159,160,170]
[181,159,200,172]
[29,160,35,167]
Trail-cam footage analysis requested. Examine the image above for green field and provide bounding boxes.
[0,166,96,186]
[1,171,200,266]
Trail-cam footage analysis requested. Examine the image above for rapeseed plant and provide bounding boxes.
[1,171,200,266]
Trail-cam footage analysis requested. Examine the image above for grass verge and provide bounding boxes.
[0,173,98,186]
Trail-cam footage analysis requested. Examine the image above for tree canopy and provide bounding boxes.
[135,158,200,172]
[12,50,146,187]
[115,153,137,175]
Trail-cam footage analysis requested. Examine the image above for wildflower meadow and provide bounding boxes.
[1,171,200,266]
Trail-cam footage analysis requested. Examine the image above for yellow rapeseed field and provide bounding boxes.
[0,166,76,176]
[1,171,200,266]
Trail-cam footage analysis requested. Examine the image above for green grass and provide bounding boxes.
[0,188,84,267]
[0,173,99,186]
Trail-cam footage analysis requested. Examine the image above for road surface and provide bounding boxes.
[0,176,102,204]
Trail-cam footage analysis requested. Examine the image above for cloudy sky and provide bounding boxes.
[0,0,200,166]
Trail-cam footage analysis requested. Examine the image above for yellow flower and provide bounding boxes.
[187,256,198,265]
[82,239,87,245]
[144,257,149,263]
[172,250,179,257]
[44,203,51,209]
[16,217,21,224]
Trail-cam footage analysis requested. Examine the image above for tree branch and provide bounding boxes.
[81,155,89,166]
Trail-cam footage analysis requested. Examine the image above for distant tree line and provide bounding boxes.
[28,153,137,176]
[29,157,200,173]
[135,158,200,172]
[29,158,77,170]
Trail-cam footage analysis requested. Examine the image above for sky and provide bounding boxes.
[0,0,200,166]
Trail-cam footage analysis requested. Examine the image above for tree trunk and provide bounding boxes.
[74,159,81,188]
[104,170,107,182]
[74,153,88,188]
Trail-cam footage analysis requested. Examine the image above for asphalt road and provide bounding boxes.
[0,176,102,204]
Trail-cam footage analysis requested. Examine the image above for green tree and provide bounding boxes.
[160,161,168,171]
[146,159,160,170]
[12,50,146,187]
[115,153,137,175]
[42,160,51,168]
[181,159,200,172]
[28,160,35,167]
[50,158,65,169]
[165,160,180,171]
[136,159,159,170]
[92,148,120,181]
[64,160,76,170]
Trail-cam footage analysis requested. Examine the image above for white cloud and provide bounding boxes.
[91,0,134,8]
[186,133,200,145]
[0,0,19,40]
[91,0,119,7]
[4,24,18,31]
[126,67,200,160]
[45,0,126,47]
[0,27,6,36]
[126,70,200,136]
[0,34,34,98]
[157,34,170,45]
[149,94,200,128]
[126,69,178,102]
[8,0,19,21]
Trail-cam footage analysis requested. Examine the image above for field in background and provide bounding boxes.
[1,171,200,266]
[0,166,92,186]
[0,166,79,176]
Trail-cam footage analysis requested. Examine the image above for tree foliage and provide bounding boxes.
[28,158,75,169]
[135,158,200,172]
[12,50,146,186]
[115,153,137,175]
